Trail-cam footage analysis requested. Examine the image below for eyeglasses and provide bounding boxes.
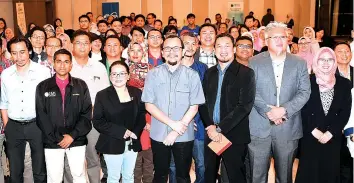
[32,35,45,40]
[236,44,252,50]
[46,45,61,49]
[74,42,90,47]
[318,58,335,63]
[266,36,287,40]
[148,35,162,40]
[79,20,89,23]
[163,46,182,52]
[110,72,128,78]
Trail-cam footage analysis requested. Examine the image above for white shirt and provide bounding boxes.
[272,59,285,107]
[91,52,102,61]
[350,41,354,67]
[0,61,51,120]
[70,57,110,103]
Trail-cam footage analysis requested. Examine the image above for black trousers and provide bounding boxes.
[204,137,248,183]
[151,139,193,183]
[5,120,46,183]
[340,135,353,183]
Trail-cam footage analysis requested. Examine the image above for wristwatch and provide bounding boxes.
[216,125,222,133]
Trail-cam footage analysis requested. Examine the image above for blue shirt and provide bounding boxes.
[181,25,200,36]
[190,61,208,140]
[213,62,231,124]
[142,64,205,142]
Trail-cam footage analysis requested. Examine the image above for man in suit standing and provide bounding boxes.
[199,33,256,183]
[248,22,311,183]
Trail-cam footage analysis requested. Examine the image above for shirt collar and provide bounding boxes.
[148,49,162,60]
[162,63,183,74]
[72,57,94,67]
[11,60,36,75]
[217,61,232,74]
[200,47,215,56]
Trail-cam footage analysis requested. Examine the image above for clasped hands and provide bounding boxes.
[124,129,138,139]
[58,134,74,149]
[163,121,189,146]
[206,125,222,143]
[312,128,333,144]
[266,105,287,125]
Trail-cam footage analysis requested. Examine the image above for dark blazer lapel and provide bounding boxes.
[326,77,341,116]
[208,67,219,116]
[127,86,138,125]
[107,86,121,106]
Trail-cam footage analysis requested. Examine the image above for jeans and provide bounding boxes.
[169,139,204,183]
[134,148,154,183]
[151,139,193,183]
[104,141,138,183]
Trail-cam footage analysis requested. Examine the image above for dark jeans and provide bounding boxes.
[169,139,205,183]
[134,148,154,183]
[5,120,46,183]
[151,139,193,183]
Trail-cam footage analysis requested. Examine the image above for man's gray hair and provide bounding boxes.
[264,21,287,39]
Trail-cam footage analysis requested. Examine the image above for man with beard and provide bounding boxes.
[248,22,310,183]
[142,35,205,182]
[199,33,255,183]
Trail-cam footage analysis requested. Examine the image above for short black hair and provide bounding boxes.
[219,23,228,29]
[147,29,163,38]
[334,42,351,50]
[105,29,118,37]
[97,20,109,27]
[104,35,121,45]
[249,11,254,14]
[236,36,253,47]
[168,18,177,25]
[244,15,255,23]
[228,25,238,33]
[163,25,178,36]
[215,33,234,47]
[86,12,93,16]
[71,30,92,43]
[134,14,145,22]
[109,60,130,74]
[79,14,90,22]
[46,37,63,47]
[7,37,33,53]
[147,13,156,19]
[187,13,195,19]
[267,8,272,13]
[29,26,47,40]
[111,18,122,25]
[154,19,162,25]
[215,13,221,17]
[238,24,250,35]
[130,26,146,37]
[204,18,211,23]
[54,48,72,62]
[90,33,102,43]
[163,35,184,49]
[199,23,217,35]
[130,12,135,16]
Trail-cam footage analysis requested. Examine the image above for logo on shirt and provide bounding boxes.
[44,92,56,97]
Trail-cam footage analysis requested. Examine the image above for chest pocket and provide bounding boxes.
[175,83,190,107]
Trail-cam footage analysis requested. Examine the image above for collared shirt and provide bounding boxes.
[70,57,110,103]
[181,25,200,36]
[91,52,102,61]
[272,59,285,107]
[213,62,231,124]
[0,61,51,120]
[199,48,217,68]
[142,64,205,142]
[148,50,163,67]
[32,51,48,63]
[189,60,208,140]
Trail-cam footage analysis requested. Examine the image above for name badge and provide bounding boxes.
[44,92,56,97]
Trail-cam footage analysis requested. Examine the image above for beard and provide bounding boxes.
[167,60,178,66]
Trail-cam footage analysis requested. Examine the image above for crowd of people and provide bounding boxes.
[0,8,353,183]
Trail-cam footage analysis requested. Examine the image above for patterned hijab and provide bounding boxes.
[312,47,337,92]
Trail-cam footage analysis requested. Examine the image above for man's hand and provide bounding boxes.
[58,134,74,149]
[163,131,179,146]
[319,131,333,144]
[267,105,286,123]
[130,132,138,139]
[206,125,222,142]
[169,121,187,135]
[124,130,132,139]
[311,128,324,139]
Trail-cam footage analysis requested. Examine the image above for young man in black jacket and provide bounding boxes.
[35,49,92,182]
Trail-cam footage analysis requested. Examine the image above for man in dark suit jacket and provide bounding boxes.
[199,33,256,183]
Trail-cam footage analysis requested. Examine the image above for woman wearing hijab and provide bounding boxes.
[57,33,72,53]
[303,26,320,53]
[250,29,263,52]
[43,24,55,38]
[295,47,352,183]
[258,26,266,50]
[297,37,315,74]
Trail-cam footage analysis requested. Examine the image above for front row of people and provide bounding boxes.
[0,21,353,183]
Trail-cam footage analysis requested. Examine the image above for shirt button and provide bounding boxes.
[21,81,23,83]
[21,109,23,111]
[21,91,23,93]
[21,100,23,102]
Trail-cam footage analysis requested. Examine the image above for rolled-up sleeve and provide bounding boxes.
[0,76,9,109]
[141,71,156,104]
[189,71,205,105]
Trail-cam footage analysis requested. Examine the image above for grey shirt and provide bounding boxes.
[142,64,205,142]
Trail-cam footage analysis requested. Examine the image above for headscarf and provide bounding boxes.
[127,42,151,89]
[297,37,314,74]
[312,47,337,92]
[303,26,320,53]
[44,24,55,38]
[56,33,72,52]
